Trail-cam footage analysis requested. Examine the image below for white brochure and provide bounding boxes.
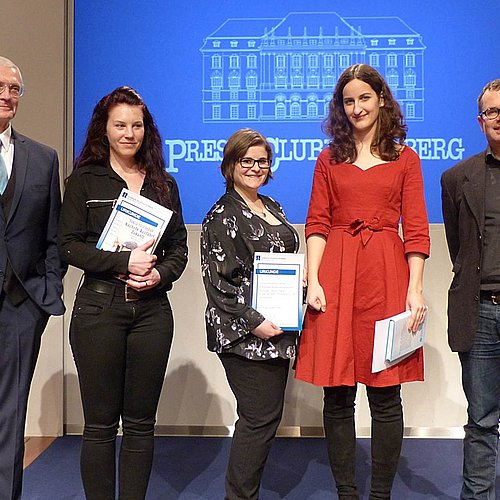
[372,310,427,373]
[251,252,305,331]
[96,188,173,254]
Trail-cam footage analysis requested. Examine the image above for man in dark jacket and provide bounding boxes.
[441,78,500,500]
[0,56,65,500]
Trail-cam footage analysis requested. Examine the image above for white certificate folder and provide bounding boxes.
[251,252,305,331]
[372,310,426,373]
[96,188,173,253]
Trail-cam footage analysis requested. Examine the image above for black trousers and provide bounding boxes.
[323,384,403,500]
[219,353,290,500]
[70,285,174,500]
[0,294,48,500]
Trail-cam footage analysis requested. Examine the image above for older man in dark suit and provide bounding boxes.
[441,79,500,500]
[0,56,65,499]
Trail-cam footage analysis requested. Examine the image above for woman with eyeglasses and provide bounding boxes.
[201,128,299,500]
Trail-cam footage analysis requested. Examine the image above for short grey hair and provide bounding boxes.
[0,56,23,84]
[477,79,500,113]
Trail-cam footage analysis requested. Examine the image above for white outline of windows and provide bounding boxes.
[230,104,239,119]
[406,102,415,119]
[275,101,286,119]
[405,53,415,67]
[290,96,301,118]
[404,69,416,87]
[228,70,240,89]
[211,72,223,89]
[323,54,334,69]
[246,71,258,89]
[229,54,239,69]
[212,104,221,120]
[276,54,286,69]
[323,73,335,89]
[211,55,222,70]
[247,54,257,69]
[307,101,318,118]
[247,104,257,119]
[369,53,380,67]
[308,73,319,88]
[291,54,302,69]
[387,69,399,88]
[275,72,287,88]
[339,54,350,68]
[291,72,303,88]
[308,54,319,68]
[387,53,397,68]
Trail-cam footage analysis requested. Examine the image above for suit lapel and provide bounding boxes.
[463,157,485,233]
[9,130,28,225]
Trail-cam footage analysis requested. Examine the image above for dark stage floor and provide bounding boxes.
[22,435,497,499]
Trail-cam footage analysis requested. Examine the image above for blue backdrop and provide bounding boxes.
[74,1,499,223]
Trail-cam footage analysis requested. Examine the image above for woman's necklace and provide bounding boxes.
[242,196,267,218]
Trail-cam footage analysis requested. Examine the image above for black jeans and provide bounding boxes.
[70,285,174,500]
[323,384,403,500]
[219,353,290,500]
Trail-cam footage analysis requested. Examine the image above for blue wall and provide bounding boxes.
[74,1,499,223]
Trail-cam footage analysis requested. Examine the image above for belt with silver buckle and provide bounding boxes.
[480,290,500,305]
[83,277,142,302]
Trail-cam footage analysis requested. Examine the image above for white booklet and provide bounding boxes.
[251,252,305,331]
[96,188,173,254]
[372,310,427,373]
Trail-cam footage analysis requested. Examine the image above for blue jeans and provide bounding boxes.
[459,299,500,500]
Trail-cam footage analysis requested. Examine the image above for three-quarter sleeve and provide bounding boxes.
[305,149,333,240]
[401,148,430,257]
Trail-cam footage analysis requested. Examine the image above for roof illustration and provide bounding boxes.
[272,12,358,37]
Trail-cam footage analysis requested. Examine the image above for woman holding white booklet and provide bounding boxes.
[201,128,299,500]
[59,86,188,499]
[295,65,430,500]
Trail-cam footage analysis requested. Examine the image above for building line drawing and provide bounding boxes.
[200,12,425,123]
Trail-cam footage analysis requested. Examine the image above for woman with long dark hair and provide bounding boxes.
[295,64,430,499]
[59,86,188,499]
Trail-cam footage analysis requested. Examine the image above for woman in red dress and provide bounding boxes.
[295,64,430,499]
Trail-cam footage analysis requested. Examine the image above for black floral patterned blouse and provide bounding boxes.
[201,188,300,360]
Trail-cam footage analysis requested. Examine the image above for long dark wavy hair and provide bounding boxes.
[74,86,172,207]
[323,64,407,163]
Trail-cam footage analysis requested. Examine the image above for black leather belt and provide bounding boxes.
[83,277,158,302]
[480,290,500,305]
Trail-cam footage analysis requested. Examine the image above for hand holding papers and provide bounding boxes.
[251,252,305,331]
[97,188,173,254]
[372,310,427,373]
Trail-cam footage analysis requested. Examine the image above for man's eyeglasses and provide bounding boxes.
[239,157,271,169]
[0,82,24,98]
[479,107,500,121]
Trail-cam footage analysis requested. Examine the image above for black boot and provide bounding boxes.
[367,385,403,500]
[323,386,359,499]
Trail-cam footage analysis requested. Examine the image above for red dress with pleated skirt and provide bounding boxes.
[295,146,430,387]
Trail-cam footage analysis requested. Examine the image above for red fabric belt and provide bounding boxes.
[333,218,398,246]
